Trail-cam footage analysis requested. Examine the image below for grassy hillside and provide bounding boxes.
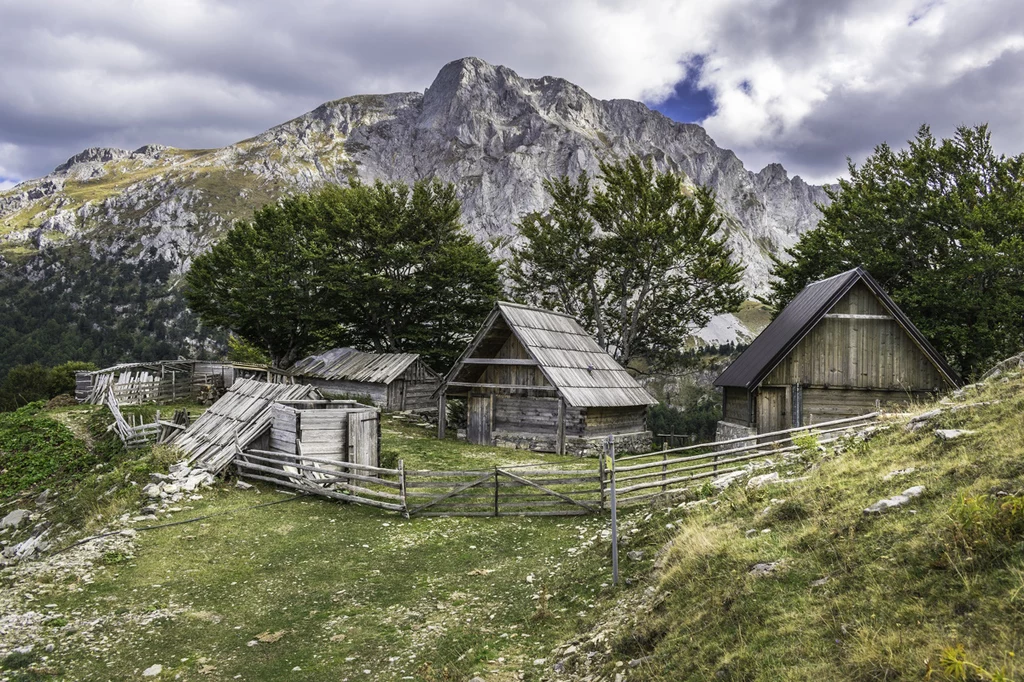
[583,371,1024,681]
[3,370,1023,681]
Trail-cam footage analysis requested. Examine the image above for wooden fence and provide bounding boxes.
[232,413,880,517]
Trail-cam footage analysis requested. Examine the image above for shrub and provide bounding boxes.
[946,493,1024,567]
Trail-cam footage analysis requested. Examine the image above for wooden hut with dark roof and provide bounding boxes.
[437,302,657,456]
[289,348,441,412]
[714,267,960,439]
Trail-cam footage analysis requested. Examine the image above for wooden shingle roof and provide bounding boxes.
[444,302,656,408]
[290,348,433,385]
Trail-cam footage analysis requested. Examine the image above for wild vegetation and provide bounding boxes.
[768,124,1024,379]
[508,155,745,370]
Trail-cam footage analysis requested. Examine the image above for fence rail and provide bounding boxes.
[232,413,880,517]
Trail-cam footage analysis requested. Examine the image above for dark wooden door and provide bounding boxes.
[467,394,493,445]
[756,387,787,438]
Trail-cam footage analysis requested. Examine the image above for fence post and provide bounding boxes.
[661,446,668,495]
[399,459,408,519]
[607,435,619,587]
[598,452,606,511]
[494,467,499,517]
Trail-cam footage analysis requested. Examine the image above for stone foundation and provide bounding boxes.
[715,420,756,442]
[483,430,653,458]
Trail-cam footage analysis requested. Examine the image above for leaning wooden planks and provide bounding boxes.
[174,379,321,474]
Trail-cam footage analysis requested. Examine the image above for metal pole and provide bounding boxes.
[608,435,619,586]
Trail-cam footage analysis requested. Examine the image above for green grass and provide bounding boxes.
[733,298,774,335]
[608,373,1024,681]
[1,411,645,681]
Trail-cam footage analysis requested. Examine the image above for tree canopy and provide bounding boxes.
[768,124,1024,379]
[184,180,500,370]
[509,155,745,370]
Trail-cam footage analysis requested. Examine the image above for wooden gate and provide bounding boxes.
[404,465,601,517]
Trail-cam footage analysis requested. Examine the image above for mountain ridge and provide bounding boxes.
[0,56,828,371]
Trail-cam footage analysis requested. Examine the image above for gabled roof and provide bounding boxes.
[443,301,657,408]
[290,348,435,384]
[715,267,960,389]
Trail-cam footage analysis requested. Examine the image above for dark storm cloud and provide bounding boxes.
[0,0,1021,189]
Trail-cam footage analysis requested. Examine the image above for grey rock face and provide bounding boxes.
[864,485,925,514]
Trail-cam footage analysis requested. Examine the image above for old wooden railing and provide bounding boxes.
[233,413,881,517]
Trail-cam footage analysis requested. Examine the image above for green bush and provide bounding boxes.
[0,403,95,497]
[0,360,98,412]
[946,493,1024,567]
[650,392,722,445]
[47,360,98,397]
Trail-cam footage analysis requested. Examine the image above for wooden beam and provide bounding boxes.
[446,382,557,392]
[437,391,446,439]
[460,358,539,366]
[824,313,893,320]
[556,398,566,456]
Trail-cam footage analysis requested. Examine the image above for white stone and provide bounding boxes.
[746,473,780,489]
[142,663,163,677]
[1,509,29,529]
[864,486,925,514]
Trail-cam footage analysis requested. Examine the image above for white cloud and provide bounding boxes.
[0,0,1021,186]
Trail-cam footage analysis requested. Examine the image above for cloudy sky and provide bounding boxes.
[1,0,1022,190]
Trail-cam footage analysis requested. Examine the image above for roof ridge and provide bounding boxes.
[497,300,580,320]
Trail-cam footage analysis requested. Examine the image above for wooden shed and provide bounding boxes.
[437,302,657,456]
[268,399,380,469]
[714,267,960,439]
[289,348,442,412]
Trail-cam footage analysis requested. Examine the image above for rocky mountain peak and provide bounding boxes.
[54,147,132,174]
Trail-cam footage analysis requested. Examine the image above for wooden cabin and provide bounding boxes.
[437,302,657,456]
[289,348,442,412]
[714,267,960,439]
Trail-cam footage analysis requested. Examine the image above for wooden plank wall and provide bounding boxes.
[723,387,751,425]
[492,395,584,437]
[304,378,387,406]
[482,334,550,387]
[764,281,948,391]
[583,406,647,437]
[269,404,298,454]
[802,387,933,424]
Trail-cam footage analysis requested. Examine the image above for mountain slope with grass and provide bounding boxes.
[5,365,1021,681]
[556,365,1024,681]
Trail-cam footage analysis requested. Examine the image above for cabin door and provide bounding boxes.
[347,410,380,469]
[467,393,493,445]
[756,387,787,438]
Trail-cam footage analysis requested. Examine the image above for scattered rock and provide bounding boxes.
[142,663,163,677]
[883,467,916,481]
[749,560,785,577]
[534,658,547,665]
[745,529,757,538]
[149,473,169,484]
[235,481,253,490]
[810,577,829,587]
[864,486,925,514]
[627,551,644,561]
[168,461,190,476]
[935,429,973,441]
[142,483,161,498]
[1,509,30,529]
[711,470,747,490]
[35,489,52,505]
[746,473,779,489]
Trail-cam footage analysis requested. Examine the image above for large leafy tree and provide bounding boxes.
[509,155,745,369]
[320,180,501,369]
[184,180,500,370]
[768,124,1024,378]
[184,192,331,368]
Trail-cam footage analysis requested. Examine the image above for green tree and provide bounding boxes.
[322,180,501,370]
[185,180,500,371]
[768,124,1024,378]
[184,192,331,368]
[0,364,52,411]
[509,155,745,369]
[47,361,98,397]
